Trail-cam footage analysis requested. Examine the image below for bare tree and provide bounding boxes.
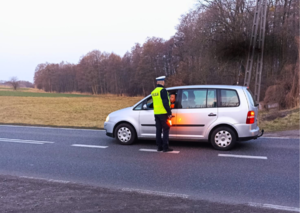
[8,77,19,90]
[32,0,299,108]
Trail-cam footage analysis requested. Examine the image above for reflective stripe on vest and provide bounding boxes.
[151,87,170,115]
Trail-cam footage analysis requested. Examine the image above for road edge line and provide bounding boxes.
[248,202,300,212]
[121,188,188,199]
[0,124,105,131]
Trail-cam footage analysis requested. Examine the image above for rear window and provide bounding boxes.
[246,88,256,106]
[219,90,240,107]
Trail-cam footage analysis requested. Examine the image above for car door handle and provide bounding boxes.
[208,113,216,116]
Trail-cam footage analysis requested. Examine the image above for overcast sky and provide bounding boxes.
[0,0,197,82]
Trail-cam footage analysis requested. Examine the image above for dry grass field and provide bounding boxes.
[0,95,142,128]
[0,86,92,97]
[0,86,298,131]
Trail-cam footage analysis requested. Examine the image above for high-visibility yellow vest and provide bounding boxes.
[151,87,170,115]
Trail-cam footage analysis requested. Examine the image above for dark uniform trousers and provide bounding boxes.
[154,114,170,149]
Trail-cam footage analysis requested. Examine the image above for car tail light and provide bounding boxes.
[246,111,255,124]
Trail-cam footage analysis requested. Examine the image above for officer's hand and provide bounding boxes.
[168,115,173,119]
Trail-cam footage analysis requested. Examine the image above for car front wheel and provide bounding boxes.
[210,126,237,151]
[115,123,136,145]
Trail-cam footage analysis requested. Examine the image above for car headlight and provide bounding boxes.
[105,115,109,122]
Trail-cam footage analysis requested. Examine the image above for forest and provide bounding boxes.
[34,0,299,109]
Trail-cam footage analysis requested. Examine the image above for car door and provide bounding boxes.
[176,88,218,140]
[139,95,177,139]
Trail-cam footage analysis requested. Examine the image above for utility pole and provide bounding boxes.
[244,0,267,103]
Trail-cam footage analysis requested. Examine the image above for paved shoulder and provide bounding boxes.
[0,175,293,213]
[263,129,299,138]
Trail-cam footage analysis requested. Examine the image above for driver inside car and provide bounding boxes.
[170,94,176,109]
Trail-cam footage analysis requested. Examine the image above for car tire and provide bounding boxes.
[210,126,237,151]
[115,123,136,145]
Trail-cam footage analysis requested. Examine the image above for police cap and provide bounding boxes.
[156,76,166,81]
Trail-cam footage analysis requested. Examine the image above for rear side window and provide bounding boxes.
[181,89,207,108]
[246,88,256,106]
[219,90,240,107]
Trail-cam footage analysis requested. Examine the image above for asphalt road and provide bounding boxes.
[0,125,299,212]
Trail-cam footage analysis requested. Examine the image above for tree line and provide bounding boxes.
[1,77,34,90]
[34,0,299,108]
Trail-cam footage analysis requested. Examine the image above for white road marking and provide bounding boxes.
[139,149,158,152]
[71,144,108,149]
[0,138,54,144]
[122,188,188,198]
[218,154,267,160]
[139,149,180,154]
[0,124,105,131]
[248,202,300,212]
[0,138,54,145]
[20,176,70,183]
[165,151,180,154]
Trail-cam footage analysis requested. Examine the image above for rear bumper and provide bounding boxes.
[238,129,264,141]
[234,124,260,138]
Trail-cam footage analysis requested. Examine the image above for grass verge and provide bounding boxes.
[258,108,299,132]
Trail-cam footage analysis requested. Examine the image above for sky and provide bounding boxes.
[0,0,197,82]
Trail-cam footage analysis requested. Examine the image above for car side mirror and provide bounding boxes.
[142,104,148,110]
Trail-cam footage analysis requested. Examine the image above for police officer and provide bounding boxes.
[151,76,173,152]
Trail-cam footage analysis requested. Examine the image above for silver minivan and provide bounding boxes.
[104,85,264,150]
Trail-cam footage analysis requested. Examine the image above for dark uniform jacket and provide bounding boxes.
[156,84,172,116]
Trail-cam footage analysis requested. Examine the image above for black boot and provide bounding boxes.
[163,148,173,152]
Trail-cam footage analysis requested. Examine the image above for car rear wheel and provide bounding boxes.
[210,126,237,151]
[115,123,136,145]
